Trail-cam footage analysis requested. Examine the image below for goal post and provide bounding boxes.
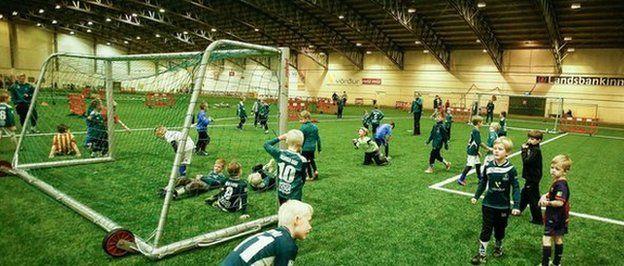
[8,40,290,259]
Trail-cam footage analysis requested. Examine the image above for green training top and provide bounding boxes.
[474,159,520,210]
[237,102,247,118]
[466,127,481,156]
[0,103,16,128]
[300,121,321,152]
[369,109,384,124]
[9,83,35,104]
[353,136,379,153]
[264,138,307,200]
[427,121,448,150]
[411,98,423,113]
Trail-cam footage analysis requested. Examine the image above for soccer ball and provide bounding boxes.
[248,172,264,188]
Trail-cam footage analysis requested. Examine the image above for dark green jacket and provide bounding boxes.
[427,121,448,150]
[411,98,423,113]
[9,82,35,104]
[300,121,321,152]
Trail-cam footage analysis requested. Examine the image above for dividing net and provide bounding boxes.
[14,49,283,246]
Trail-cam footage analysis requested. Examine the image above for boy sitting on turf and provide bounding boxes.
[154,125,195,178]
[425,114,451,173]
[205,161,249,220]
[236,97,247,130]
[498,111,508,137]
[539,154,572,266]
[264,129,307,205]
[221,200,313,265]
[457,116,492,186]
[470,137,521,265]
[520,130,544,225]
[49,124,81,158]
[248,159,277,192]
[0,91,17,144]
[159,158,226,199]
[353,127,389,166]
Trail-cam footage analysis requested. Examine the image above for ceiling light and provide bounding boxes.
[38,9,45,14]
[70,31,75,35]
[476,39,481,43]
[131,13,138,17]
[356,42,362,46]
[254,28,259,32]
[415,40,421,44]
[105,18,111,22]
[366,51,372,54]
[37,23,42,27]
[308,44,314,48]
[106,42,111,46]
[477,2,486,8]
[87,29,92,33]
[159,8,165,13]
[136,36,141,40]
[338,15,345,19]
[211,28,217,32]
[55,5,61,9]
[0,14,3,19]
[183,31,188,34]
[87,21,93,25]
[155,34,161,37]
[52,20,57,24]
[124,40,128,44]
[567,48,575,52]
[564,36,572,41]
[423,50,429,53]
[571,3,581,9]
[482,49,487,53]
[408,8,416,13]
[12,11,18,16]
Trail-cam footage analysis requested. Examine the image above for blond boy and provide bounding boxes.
[264,129,307,205]
[539,155,572,266]
[154,125,194,177]
[470,137,521,265]
[222,200,313,265]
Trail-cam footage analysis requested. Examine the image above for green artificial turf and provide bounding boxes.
[1,95,623,265]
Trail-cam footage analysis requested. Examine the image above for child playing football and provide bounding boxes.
[481,122,500,173]
[248,159,277,192]
[0,91,17,144]
[264,129,307,204]
[159,158,226,199]
[299,111,321,180]
[369,107,384,134]
[498,111,508,137]
[520,130,544,225]
[48,124,81,158]
[195,102,212,155]
[373,121,394,158]
[258,99,270,134]
[444,108,453,140]
[85,100,108,157]
[236,98,247,130]
[470,137,521,265]
[352,127,389,166]
[154,125,195,178]
[221,200,313,265]
[425,114,451,173]
[362,111,371,129]
[539,155,572,266]
[457,116,492,186]
[205,161,249,220]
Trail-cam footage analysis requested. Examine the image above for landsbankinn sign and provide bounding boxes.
[537,75,624,86]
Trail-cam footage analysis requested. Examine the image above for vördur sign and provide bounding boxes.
[536,75,624,86]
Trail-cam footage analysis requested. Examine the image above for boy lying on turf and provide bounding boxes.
[352,127,388,166]
[206,161,249,220]
[222,200,313,266]
[159,158,227,199]
[248,159,277,192]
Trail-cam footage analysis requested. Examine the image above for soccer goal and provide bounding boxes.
[475,92,564,132]
[6,40,290,259]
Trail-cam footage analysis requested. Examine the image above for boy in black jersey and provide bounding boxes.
[206,161,249,220]
[539,155,572,266]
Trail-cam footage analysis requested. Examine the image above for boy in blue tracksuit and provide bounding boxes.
[195,102,211,156]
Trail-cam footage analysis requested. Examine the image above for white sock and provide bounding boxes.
[479,240,488,256]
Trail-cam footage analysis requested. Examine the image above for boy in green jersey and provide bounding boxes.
[470,137,521,265]
[264,129,307,205]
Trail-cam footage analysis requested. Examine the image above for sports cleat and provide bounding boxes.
[264,130,269,134]
[457,179,466,186]
[493,246,504,258]
[158,188,167,198]
[471,254,486,265]
[445,162,452,170]
[424,167,434,174]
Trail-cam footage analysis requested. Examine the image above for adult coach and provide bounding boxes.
[410,92,423,135]
[9,73,38,132]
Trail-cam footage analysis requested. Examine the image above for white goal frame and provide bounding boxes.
[6,40,290,259]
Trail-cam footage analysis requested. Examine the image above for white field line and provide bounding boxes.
[429,132,569,189]
[428,132,624,227]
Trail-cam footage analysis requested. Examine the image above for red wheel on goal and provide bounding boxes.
[0,160,12,177]
[102,229,135,257]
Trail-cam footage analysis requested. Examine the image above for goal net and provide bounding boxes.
[9,40,290,259]
[475,93,564,132]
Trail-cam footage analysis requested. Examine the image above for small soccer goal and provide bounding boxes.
[7,40,291,259]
